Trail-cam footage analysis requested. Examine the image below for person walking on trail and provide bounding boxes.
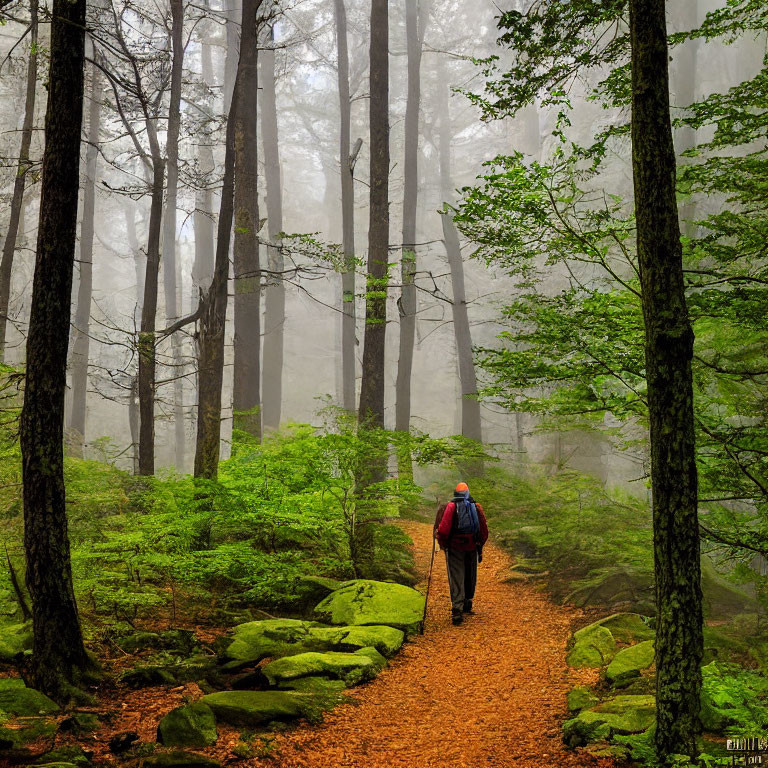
[435,482,488,625]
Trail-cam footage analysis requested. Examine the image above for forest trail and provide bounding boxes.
[267,521,616,768]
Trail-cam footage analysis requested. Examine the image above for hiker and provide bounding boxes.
[435,482,488,625]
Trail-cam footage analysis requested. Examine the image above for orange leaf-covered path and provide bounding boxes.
[268,521,616,768]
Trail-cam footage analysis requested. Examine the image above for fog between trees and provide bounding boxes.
[0,0,762,485]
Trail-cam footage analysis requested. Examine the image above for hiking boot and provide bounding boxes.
[462,600,474,614]
[451,611,463,626]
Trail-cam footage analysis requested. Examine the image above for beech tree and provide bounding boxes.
[20,0,96,698]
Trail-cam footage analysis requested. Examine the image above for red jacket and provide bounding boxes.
[436,499,488,551]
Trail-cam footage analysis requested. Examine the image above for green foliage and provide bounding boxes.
[456,0,768,604]
[470,465,652,602]
[702,662,768,737]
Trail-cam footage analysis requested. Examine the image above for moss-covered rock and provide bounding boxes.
[606,640,655,685]
[353,646,387,672]
[278,677,348,694]
[157,703,217,748]
[292,576,343,614]
[567,686,599,712]
[120,656,216,688]
[0,623,32,662]
[219,619,322,669]
[33,745,92,767]
[701,557,759,621]
[331,626,404,658]
[0,678,59,716]
[562,716,611,747]
[0,716,58,750]
[262,651,379,687]
[314,580,425,636]
[593,614,655,644]
[576,694,656,737]
[200,690,320,727]
[567,625,617,668]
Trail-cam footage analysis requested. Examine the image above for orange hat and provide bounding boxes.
[456,482,469,492]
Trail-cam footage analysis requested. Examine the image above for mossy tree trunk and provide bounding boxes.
[20,0,96,700]
[630,0,703,761]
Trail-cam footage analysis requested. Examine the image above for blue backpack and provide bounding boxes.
[453,493,480,535]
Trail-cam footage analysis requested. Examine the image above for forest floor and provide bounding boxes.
[262,521,617,768]
[12,521,619,768]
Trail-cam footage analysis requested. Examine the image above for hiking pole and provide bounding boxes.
[420,531,437,635]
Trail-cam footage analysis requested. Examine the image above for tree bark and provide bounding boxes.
[438,77,483,456]
[358,0,389,429]
[138,154,165,476]
[334,0,357,413]
[231,0,262,440]
[68,60,103,458]
[163,0,186,469]
[20,0,95,699]
[0,0,38,360]
[395,0,427,437]
[260,23,285,433]
[194,19,245,480]
[630,0,703,760]
[193,27,215,296]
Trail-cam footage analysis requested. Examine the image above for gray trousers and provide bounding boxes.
[445,548,478,612]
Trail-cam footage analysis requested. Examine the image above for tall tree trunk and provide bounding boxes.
[395,0,428,479]
[334,0,357,413]
[193,27,215,296]
[194,9,250,479]
[438,78,483,456]
[124,201,143,474]
[223,0,239,113]
[68,61,103,458]
[163,0,186,469]
[358,0,389,429]
[0,0,38,360]
[138,150,165,476]
[20,0,95,699]
[630,0,703,760]
[232,0,262,440]
[670,0,698,239]
[260,23,285,433]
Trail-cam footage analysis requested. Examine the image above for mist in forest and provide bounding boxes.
[0,0,762,487]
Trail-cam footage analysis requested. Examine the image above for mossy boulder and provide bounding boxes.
[292,576,343,614]
[200,690,319,727]
[278,677,348,694]
[567,625,617,668]
[329,626,404,658]
[262,651,379,687]
[34,745,92,767]
[567,686,599,712]
[314,580,425,636]
[0,716,58,751]
[121,656,217,688]
[219,619,322,669]
[575,695,656,738]
[0,678,59,716]
[562,716,611,747]
[0,623,32,662]
[157,702,217,748]
[606,640,655,685]
[353,646,387,672]
[701,557,759,621]
[593,613,655,644]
